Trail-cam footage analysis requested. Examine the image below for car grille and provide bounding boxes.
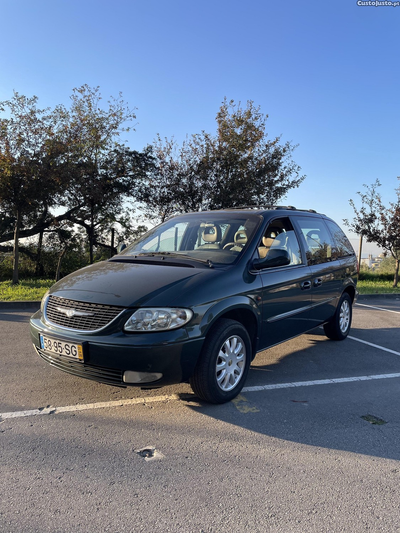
[35,347,125,386]
[45,295,125,332]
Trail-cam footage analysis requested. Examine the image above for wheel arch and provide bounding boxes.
[343,283,356,303]
[200,298,260,360]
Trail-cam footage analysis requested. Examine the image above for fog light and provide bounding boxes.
[123,371,163,384]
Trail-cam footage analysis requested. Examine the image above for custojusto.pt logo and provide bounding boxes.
[357,0,400,5]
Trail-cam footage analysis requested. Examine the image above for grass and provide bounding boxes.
[0,276,399,301]
[357,279,400,295]
[0,279,55,301]
[357,271,400,295]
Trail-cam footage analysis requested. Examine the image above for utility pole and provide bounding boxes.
[358,234,363,269]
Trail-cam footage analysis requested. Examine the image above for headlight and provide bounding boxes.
[40,290,50,314]
[124,308,193,332]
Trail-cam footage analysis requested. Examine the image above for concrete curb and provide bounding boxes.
[0,293,399,310]
[358,293,400,300]
[0,301,41,310]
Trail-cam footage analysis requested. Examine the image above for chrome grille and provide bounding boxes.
[45,295,125,332]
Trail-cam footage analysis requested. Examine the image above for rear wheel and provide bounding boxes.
[323,293,352,340]
[190,319,252,404]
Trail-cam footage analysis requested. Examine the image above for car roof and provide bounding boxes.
[189,206,325,216]
[167,206,328,222]
[219,205,322,214]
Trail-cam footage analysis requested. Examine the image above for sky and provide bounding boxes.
[1,0,399,256]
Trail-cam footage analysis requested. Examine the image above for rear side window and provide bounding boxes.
[296,217,336,265]
[325,219,355,258]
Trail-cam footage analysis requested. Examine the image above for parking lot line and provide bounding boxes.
[2,372,400,420]
[0,394,182,420]
[356,303,400,314]
[242,373,400,393]
[348,335,400,356]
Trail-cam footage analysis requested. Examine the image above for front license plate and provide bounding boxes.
[39,334,83,361]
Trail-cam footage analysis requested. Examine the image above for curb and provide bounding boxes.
[0,294,399,310]
[358,293,400,300]
[0,301,41,310]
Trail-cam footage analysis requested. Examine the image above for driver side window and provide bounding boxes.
[258,218,302,267]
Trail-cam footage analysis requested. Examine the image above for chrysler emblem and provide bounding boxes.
[56,306,94,318]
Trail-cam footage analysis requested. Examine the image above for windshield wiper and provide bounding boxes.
[135,252,214,268]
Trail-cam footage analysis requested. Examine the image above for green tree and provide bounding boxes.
[0,92,67,283]
[62,85,151,263]
[345,179,400,287]
[137,136,204,222]
[208,99,305,208]
[0,86,151,277]
[140,99,305,222]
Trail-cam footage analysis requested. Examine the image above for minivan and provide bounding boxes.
[30,206,358,403]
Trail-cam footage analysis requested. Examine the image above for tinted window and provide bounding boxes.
[325,219,355,258]
[296,217,336,265]
[258,217,302,267]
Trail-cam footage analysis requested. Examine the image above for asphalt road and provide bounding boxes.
[1,297,400,533]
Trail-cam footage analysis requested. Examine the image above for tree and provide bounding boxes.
[0,86,151,278]
[140,99,305,222]
[345,179,400,287]
[208,99,305,208]
[137,136,205,222]
[61,85,152,263]
[0,92,68,283]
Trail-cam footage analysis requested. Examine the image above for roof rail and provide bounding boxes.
[222,205,297,211]
[220,206,321,214]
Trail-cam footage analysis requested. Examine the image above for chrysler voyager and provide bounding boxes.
[30,207,358,403]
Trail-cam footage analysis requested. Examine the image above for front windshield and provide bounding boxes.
[119,212,261,265]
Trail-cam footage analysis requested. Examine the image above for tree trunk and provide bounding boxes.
[393,259,399,288]
[89,201,95,264]
[88,228,94,264]
[35,229,45,277]
[110,228,115,258]
[56,247,67,281]
[12,210,21,285]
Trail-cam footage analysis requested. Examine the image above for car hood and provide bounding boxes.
[47,259,216,308]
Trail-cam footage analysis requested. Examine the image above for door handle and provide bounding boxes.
[313,278,322,287]
[301,280,312,290]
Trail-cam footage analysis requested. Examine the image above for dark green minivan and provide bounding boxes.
[30,207,358,403]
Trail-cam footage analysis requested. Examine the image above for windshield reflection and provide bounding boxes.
[119,213,261,265]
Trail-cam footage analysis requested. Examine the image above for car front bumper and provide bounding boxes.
[30,312,204,388]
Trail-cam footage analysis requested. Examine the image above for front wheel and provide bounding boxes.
[323,293,352,340]
[190,319,252,404]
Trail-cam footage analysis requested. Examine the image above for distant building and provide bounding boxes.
[360,253,386,270]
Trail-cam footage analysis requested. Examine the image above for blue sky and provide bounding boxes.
[1,0,399,255]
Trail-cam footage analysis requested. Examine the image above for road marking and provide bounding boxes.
[2,373,400,420]
[242,373,400,392]
[0,394,182,420]
[356,303,400,314]
[231,394,260,413]
[348,335,400,356]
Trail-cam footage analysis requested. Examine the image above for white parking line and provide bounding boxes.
[0,394,182,420]
[2,372,400,420]
[348,335,400,356]
[356,303,400,314]
[242,373,400,392]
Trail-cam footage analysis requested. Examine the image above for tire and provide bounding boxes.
[323,293,352,341]
[190,318,252,404]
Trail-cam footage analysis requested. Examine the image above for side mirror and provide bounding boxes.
[117,243,127,253]
[252,249,291,270]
